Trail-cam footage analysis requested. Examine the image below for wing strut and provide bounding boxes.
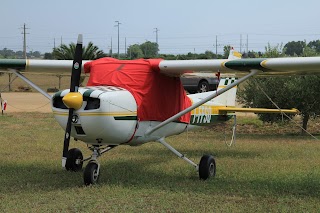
[8,69,51,100]
[145,69,261,136]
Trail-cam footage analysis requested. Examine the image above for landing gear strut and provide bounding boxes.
[158,137,216,180]
[65,145,117,185]
[84,162,100,185]
[82,145,117,185]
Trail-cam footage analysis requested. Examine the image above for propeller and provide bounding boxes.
[61,34,83,168]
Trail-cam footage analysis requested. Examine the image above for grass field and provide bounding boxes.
[0,112,319,212]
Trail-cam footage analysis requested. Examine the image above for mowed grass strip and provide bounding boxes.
[0,112,319,212]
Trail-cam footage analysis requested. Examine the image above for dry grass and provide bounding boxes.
[0,73,89,92]
[0,112,319,212]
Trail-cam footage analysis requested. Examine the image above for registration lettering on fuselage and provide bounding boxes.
[192,106,212,124]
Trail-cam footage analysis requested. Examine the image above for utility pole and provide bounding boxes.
[21,23,29,59]
[154,28,159,44]
[114,21,121,59]
[53,38,56,59]
[110,37,113,56]
[154,28,159,55]
[215,35,218,55]
[61,36,63,46]
[240,34,242,53]
[246,34,249,53]
[125,37,127,57]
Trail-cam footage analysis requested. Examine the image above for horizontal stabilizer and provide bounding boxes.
[217,107,299,114]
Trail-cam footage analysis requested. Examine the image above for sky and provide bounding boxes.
[1,0,320,55]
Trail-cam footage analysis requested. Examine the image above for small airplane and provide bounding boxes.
[1,35,319,185]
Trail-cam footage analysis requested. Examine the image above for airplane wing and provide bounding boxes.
[0,59,89,74]
[158,57,320,76]
[217,107,299,114]
[1,57,320,76]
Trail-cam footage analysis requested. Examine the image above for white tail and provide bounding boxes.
[228,47,242,60]
[213,48,241,106]
[213,77,238,107]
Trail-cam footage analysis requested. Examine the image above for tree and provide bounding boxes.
[283,41,306,56]
[0,48,15,58]
[238,43,320,132]
[127,44,144,59]
[302,46,317,57]
[263,43,284,58]
[53,42,105,60]
[238,77,296,123]
[307,40,320,53]
[139,41,159,58]
[52,42,105,86]
[286,76,320,131]
[44,52,53,59]
[246,51,260,58]
[223,45,231,58]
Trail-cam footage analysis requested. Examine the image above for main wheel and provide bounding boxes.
[199,155,216,180]
[197,80,209,93]
[65,148,83,171]
[84,162,100,185]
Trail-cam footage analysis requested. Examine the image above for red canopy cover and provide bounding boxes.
[84,57,191,123]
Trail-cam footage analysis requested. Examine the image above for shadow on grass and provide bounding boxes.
[1,156,319,199]
[127,145,262,160]
[102,158,320,198]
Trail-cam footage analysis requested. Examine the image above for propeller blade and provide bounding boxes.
[62,34,83,168]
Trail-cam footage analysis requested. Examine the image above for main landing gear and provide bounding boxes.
[157,138,216,180]
[65,145,117,185]
[65,139,216,185]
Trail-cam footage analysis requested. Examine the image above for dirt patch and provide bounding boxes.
[0,92,52,113]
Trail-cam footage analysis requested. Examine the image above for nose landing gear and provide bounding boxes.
[65,145,117,185]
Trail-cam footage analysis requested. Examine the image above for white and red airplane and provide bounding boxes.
[1,35,318,185]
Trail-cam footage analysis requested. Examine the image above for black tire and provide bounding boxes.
[65,148,83,172]
[197,80,210,93]
[84,162,100,185]
[199,155,216,180]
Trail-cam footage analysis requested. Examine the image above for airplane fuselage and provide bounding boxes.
[52,86,233,146]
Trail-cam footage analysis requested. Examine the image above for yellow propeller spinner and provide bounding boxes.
[62,92,83,110]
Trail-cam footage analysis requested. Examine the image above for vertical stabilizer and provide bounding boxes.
[228,47,242,60]
[188,48,241,106]
[214,77,237,106]
[213,47,241,106]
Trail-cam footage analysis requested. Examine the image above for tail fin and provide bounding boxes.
[213,77,238,107]
[228,47,242,60]
[188,48,240,106]
[212,47,241,106]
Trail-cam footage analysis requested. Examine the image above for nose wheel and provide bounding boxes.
[84,161,100,185]
[65,148,83,172]
[82,145,117,185]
